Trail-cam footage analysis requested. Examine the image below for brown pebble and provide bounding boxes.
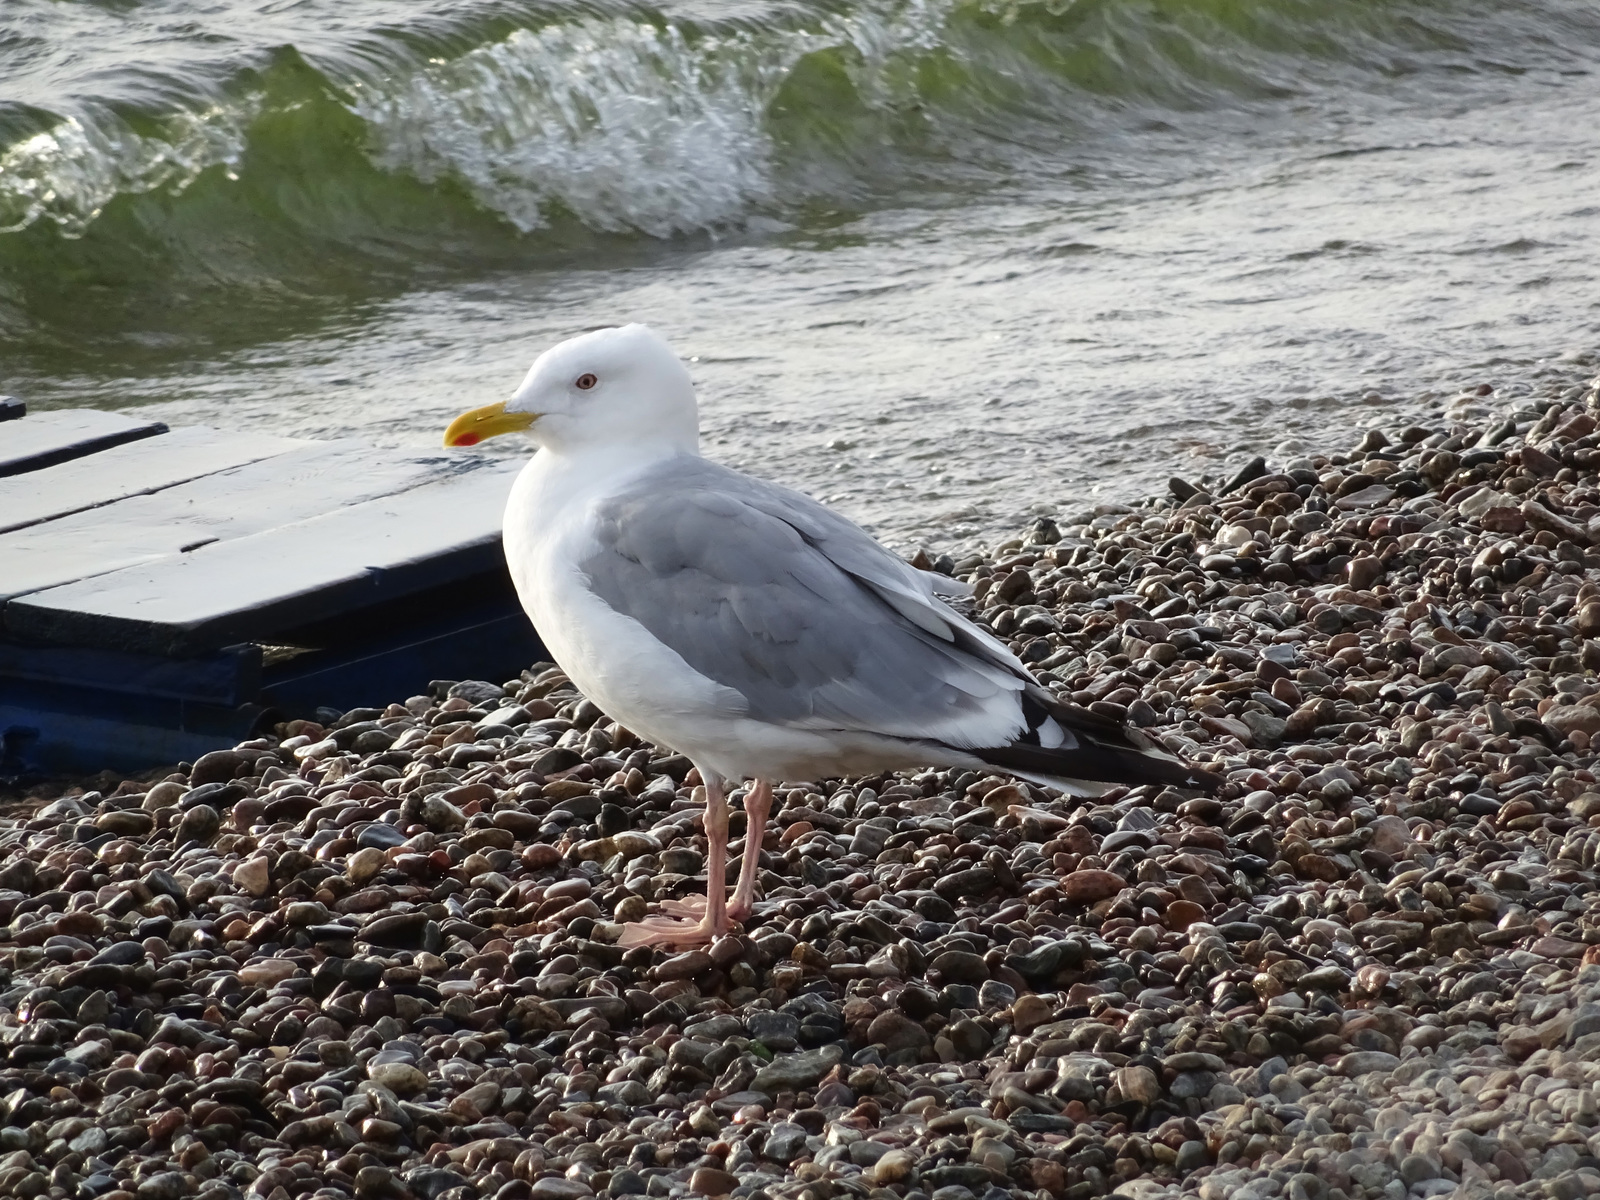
[1061,869,1127,903]
[1165,899,1207,931]
[688,1167,739,1196]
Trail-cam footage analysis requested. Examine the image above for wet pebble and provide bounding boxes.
[4,372,1600,1200]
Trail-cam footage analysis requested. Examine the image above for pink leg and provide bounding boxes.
[619,772,730,949]
[729,779,773,921]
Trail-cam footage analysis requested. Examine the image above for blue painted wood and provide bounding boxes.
[261,606,544,715]
[0,425,309,534]
[5,459,522,655]
[0,641,261,706]
[0,604,545,774]
[0,409,167,477]
[0,410,544,774]
[0,441,484,602]
[0,682,264,776]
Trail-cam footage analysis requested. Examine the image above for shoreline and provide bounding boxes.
[1,367,1599,1200]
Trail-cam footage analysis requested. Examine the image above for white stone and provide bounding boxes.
[367,1061,429,1095]
[238,958,298,987]
[235,856,272,898]
[1369,815,1414,857]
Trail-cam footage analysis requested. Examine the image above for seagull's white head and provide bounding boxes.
[443,324,699,455]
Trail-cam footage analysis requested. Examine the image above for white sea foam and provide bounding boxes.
[350,0,959,237]
[0,0,958,241]
[0,105,252,237]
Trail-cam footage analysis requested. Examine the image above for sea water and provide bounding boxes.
[1,0,1597,547]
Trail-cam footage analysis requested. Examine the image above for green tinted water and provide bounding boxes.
[2,0,1597,544]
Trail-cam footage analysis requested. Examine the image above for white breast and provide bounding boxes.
[502,449,744,750]
[499,447,1015,784]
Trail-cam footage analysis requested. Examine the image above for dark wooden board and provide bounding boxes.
[261,607,543,715]
[0,683,264,775]
[0,407,540,775]
[0,441,493,602]
[0,409,168,476]
[6,459,523,655]
[1,606,546,774]
[0,641,261,706]
[0,425,309,534]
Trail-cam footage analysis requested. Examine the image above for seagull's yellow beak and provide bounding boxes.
[443,401,537,448]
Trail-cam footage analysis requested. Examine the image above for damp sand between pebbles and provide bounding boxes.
[5,370,1600,1200]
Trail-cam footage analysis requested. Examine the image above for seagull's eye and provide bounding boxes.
[575,373,598,390]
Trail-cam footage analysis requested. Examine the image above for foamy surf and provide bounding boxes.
[0,104,253,237]
[348,18,796,237]
[0,0,969,246]
[3,0,1599,557]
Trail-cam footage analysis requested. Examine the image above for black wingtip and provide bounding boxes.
[975,740,1220,794]
[971,689,1222,795]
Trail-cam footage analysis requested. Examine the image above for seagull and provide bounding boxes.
[444,324,1216,948]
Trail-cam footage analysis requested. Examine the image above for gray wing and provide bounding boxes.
[580,457,1029,745]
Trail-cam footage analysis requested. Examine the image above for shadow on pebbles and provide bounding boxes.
[6,371,1600,1200]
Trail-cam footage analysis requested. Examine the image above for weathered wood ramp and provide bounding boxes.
[0,401,544,774]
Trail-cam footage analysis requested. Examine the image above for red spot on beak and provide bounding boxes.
[455,433,481,446]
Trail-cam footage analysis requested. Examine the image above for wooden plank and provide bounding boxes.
[261,608,544,715]
[0,408,168,476]
[0,441,494,602]
[0,641,261,706]
[0,606,546,773]
[0,690,260,775]
[0,425,310,534]
[5,459,522,655]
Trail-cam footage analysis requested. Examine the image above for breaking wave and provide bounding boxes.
[0,0,1592,337]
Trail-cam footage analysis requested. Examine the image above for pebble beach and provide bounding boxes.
[4,367,1600,1200]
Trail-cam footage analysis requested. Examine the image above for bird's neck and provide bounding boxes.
[522,440,697,514]
[541,435,698,472]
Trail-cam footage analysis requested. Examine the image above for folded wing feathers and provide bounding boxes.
[589,459,1214,790]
